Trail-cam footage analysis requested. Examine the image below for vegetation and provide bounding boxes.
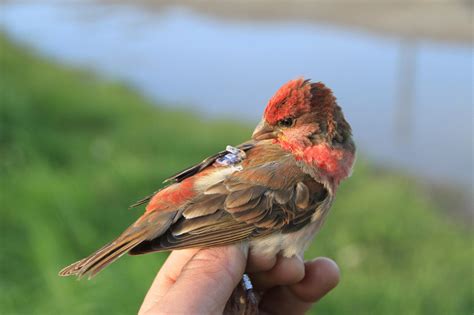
[1,34,472,314]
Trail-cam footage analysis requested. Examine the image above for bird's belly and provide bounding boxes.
[249,222,320,258]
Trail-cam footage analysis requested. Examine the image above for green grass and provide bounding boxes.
[1,34,472,314]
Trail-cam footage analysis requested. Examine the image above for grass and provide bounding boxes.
[1,34,472,314]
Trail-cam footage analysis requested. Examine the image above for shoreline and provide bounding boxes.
[99,0,473,44]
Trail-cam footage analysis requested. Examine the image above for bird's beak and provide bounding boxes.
[252,119,276,140]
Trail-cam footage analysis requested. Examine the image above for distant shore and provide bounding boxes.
[98,0,472,43]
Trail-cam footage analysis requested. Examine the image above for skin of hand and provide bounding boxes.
[139,245,340,315]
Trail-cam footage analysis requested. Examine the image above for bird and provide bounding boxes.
[59,78,356,290]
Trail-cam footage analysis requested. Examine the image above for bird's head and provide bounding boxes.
[253,78,356,185]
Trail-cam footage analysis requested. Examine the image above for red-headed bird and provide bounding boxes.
[59,78,355,280]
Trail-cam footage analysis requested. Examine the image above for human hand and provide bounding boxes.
[139,245,339,315]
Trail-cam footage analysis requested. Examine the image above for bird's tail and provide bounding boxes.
[59,211,176,279]
[59,230,149,279]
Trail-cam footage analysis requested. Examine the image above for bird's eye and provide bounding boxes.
[278,118,294,128]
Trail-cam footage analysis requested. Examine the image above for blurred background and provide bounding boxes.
[0,1,472,314]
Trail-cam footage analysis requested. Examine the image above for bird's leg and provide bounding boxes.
[223,273,259,315]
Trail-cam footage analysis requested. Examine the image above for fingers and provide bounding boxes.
[259,257,340,315]
[246,250,277,273]
[142,245,248,315]
[289,257,340,303]
[251,255,305,290]
[139,248,199,314]
[259,286,309,315]
[140,250,339,315]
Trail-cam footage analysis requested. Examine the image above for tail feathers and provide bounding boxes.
[59,211,178,279]
[59,231,148,279]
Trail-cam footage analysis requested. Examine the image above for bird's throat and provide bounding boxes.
[278,139,354,185]
[304,144,353,179]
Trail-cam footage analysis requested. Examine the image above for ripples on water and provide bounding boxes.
[0,3,472,188]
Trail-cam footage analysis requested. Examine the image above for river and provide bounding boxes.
[1,2,472,190]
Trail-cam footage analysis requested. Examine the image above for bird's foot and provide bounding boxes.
[224,273,259,315]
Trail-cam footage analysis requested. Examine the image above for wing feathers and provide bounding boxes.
[135,153,328,254]
[204,181,229,195]
[272,189,294,204]
[295,182,310,209]
[172,211,225,236]
[225,186,266,208]
[61,141,330,278]
[226,195,262,213]
[182,194,225,219]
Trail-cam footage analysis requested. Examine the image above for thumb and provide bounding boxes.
[144,244,248,315]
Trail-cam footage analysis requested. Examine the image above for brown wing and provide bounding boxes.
[130,143,328,255]
[129,142,255,208]
[60,142,255,278]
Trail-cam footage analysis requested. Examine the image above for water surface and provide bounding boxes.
[1,2,472,188]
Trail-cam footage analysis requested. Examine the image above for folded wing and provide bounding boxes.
[130,142,328,255]
[60,141,328,278]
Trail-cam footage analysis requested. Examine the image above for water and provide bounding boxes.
[1,2,472,188]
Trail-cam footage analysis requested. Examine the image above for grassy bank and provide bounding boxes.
[1,34,472,314]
